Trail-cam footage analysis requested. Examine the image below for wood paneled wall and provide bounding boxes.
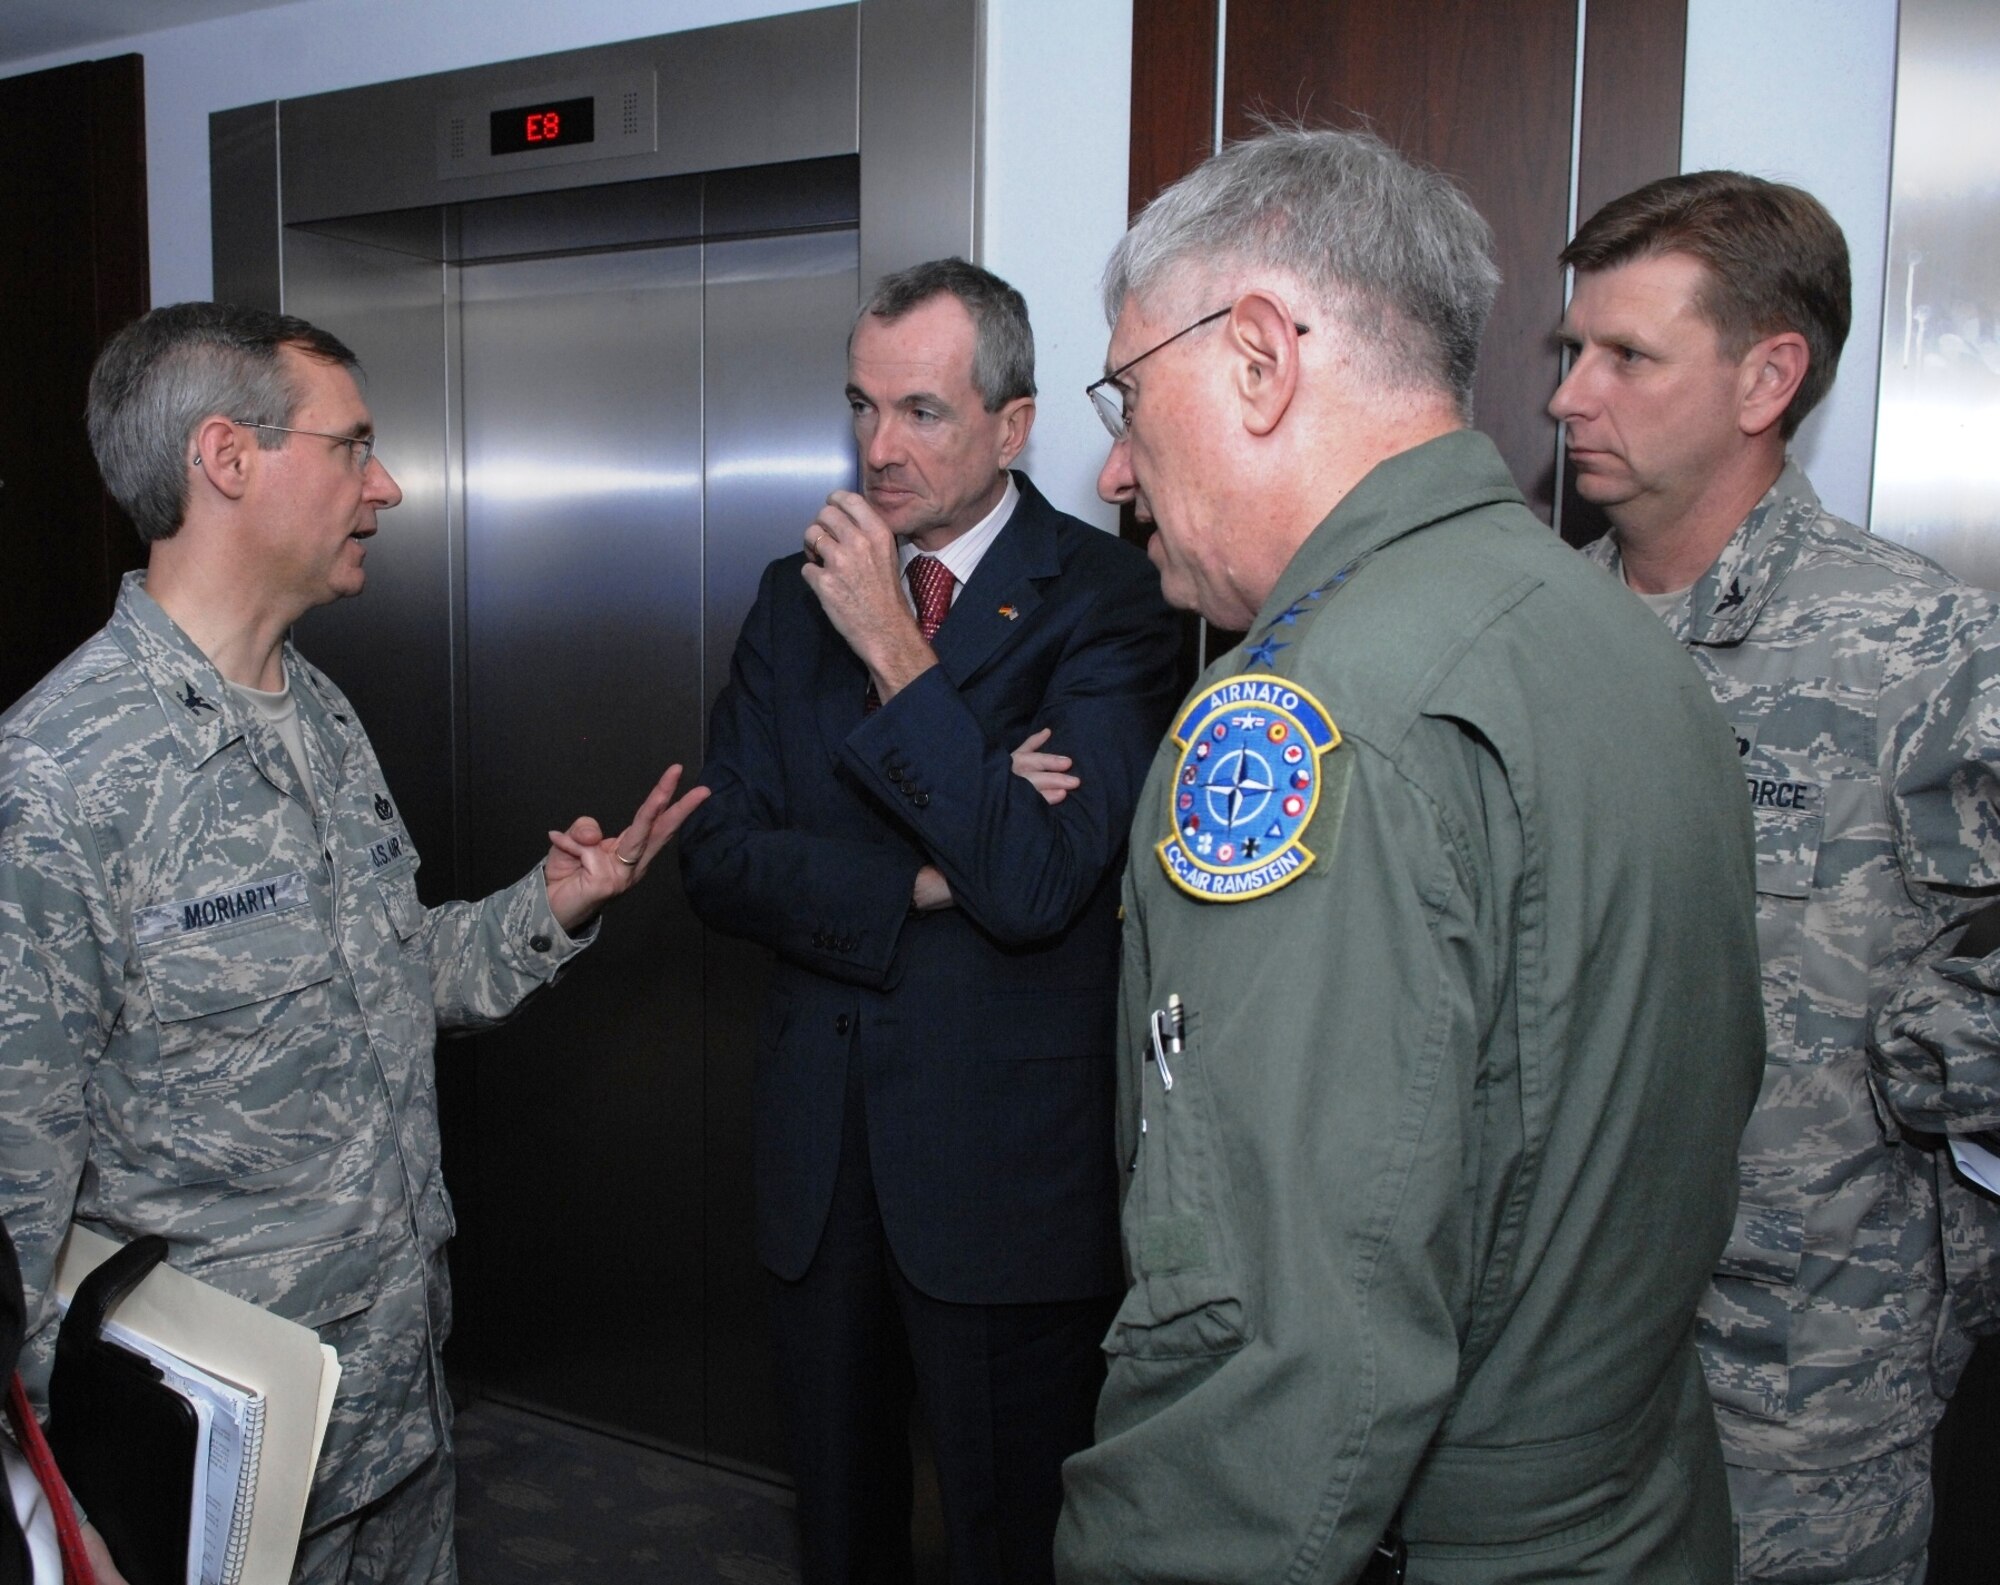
[1126,0,1685,545]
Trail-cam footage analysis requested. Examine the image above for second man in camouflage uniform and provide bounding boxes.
[1553,172,2000,1584]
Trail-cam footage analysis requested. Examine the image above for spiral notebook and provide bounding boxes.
[95,1318,266,1584]
[52,1227,340,1585]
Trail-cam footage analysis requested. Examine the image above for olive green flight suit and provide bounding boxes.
[1055,432,1765,1584]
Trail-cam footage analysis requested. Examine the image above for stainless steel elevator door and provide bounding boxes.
[453,229,858,1471]
[457,242,709,1445]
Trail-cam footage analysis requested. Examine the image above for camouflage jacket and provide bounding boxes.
[0,573,586,1530]
[1585,462,2000,1470]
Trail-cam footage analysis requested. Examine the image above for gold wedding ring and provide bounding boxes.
[615,850,640,867]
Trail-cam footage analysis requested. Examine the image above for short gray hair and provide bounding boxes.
[857,257,1035,411]
[86,301,360,542]
[1103,126,1500,415]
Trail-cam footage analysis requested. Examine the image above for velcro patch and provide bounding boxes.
[135,871,311,945]
[1746,776,1819,813]
[1157,673,1340,902]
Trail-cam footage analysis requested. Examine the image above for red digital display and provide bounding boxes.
[490,96,595,156]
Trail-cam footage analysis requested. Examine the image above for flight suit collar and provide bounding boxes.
[1254,428,1525,633]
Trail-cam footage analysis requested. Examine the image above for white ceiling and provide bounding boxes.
[0,0,313,70]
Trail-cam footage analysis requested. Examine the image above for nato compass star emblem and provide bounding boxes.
[1157,673,1340,902]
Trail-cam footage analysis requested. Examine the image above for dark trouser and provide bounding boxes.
[769,1068,1114,1585]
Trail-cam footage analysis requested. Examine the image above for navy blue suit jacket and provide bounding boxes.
[681,474,1180,1305]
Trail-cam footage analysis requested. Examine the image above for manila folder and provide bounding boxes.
[54,1225,341,1582]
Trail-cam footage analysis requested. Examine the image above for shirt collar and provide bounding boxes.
[109,569,352,775]
[1597,457,1819,646]
[898,473,1020,602]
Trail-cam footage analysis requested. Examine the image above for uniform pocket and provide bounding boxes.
[1744,754,1824,1054]
[1699,1197,1804,1423]
[135,901,348,1182]
[374,872,425,941]
[198,1223,387,1330]
[138,888,335,1022]
[1105,1023,1250,1361]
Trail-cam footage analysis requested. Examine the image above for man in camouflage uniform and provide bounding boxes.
[0,303,706,1584]
[1553,171,2000,1584]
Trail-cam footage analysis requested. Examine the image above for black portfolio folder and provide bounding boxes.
[46,1234,195,1585]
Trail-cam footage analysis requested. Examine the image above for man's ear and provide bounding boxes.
[995,394,1035,469]
[1738,331,1809,440]
[1227,291,1303,438]
[189,415,252,501]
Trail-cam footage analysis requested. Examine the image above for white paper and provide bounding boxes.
[1950,1136,2000,1196]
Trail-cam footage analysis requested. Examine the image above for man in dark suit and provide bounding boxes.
[680,258,1179,1585]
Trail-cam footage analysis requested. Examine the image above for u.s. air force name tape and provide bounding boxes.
[1157,674,1340,902]
[134,870,312,945]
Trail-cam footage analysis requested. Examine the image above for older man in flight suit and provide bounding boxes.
[1053,127,1766,1584]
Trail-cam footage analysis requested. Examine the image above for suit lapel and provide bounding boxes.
[930,479,1060,689]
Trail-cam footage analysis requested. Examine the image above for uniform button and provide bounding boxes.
[912,791,930,808]
[529,933,552,953]
[834,1013,852,1035]
[811,930,827,948]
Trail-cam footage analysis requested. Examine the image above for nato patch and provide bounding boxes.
[1157,674,1340,902]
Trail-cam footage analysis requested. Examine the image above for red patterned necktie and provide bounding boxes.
[866,555,956,712]
[907,554,956,640]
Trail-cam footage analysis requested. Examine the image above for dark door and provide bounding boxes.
[0,55,149,710]
[1127,0,1684,541]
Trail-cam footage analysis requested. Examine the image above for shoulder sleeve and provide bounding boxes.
[0,735,120,1400]
[1872,593,2000,1132]
[1058,725,1495,1583]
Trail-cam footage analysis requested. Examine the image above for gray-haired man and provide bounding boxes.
[1054,128,1765,1582]
[681,258,1178,1585]
[0,302,705,1584]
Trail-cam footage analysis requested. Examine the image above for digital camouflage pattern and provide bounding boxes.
[0,572,586,1536]
[1586,461,2000,1578]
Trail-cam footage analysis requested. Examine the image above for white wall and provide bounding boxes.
[1682,0,1899,526]
[982,3,1132,528]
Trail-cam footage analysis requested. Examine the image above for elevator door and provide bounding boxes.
[284,217,858,1475]
[453,228,857,1472]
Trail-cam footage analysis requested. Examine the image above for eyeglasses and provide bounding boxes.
[234,420,378,472]
[1086,305,1310,440]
